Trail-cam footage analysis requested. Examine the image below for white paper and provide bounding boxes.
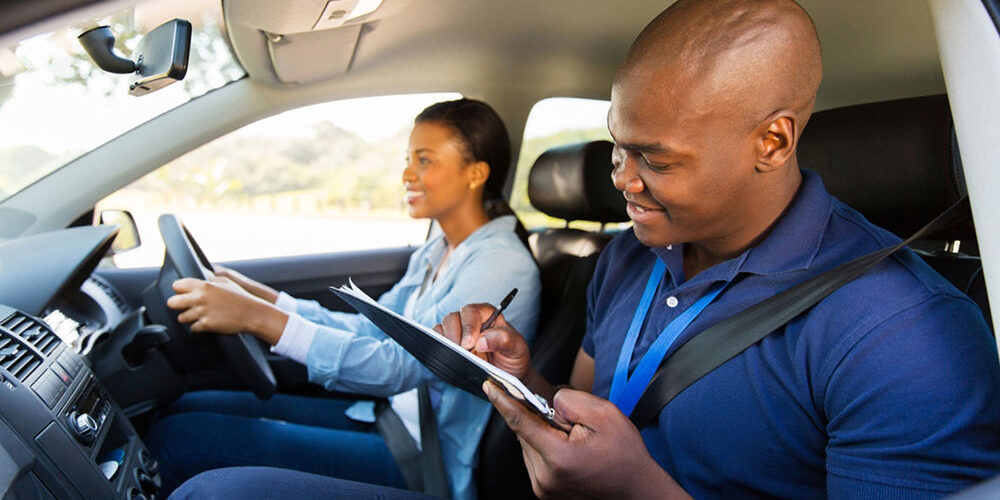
[336,279,555,419]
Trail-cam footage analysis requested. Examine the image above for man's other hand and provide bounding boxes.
[484,381,691,500]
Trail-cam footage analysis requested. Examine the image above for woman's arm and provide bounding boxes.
[303,246,541,396]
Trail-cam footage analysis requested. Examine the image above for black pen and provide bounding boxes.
[481,288,518,331]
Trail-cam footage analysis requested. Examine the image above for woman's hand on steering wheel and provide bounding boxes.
[167,276,288,346]
[151,214,278,399]
[212,266,280,304]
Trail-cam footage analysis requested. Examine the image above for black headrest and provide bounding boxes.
[528,141,629,223]
[797,94,969,240]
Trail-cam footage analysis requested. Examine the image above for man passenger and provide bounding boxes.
[457,0,1000,497]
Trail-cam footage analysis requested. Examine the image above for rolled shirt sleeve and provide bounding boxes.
[288,217,541,399]
[303,246,540,397]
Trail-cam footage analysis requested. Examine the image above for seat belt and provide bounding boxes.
[374,399,425,491]
[630,197,972,428]
[417,384,450,498]
[374,384,450,498]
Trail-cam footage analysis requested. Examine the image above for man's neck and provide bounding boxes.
[682,169,803,279]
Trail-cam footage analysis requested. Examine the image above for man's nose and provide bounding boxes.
[611,153,644,193]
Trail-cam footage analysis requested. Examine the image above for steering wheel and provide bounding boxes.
[142,214,277,399]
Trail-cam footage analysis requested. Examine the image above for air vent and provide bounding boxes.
[1,312,60,356]
[0,317,43,382]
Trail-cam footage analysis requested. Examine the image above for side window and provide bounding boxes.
[510,97,630,231]
[98,93,460,268]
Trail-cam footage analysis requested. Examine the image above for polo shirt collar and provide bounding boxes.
[650,169,833,285]
[739,169,832,276]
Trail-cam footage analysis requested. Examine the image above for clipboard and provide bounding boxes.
[329,280,564,428]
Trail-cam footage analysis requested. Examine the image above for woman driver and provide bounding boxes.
[144,98,541,500]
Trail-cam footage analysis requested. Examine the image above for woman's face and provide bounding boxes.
[402,121,484,221]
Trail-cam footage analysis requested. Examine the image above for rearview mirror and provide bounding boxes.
[78,19,192,96]
[129,19,192,96]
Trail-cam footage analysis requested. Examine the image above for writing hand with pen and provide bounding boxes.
[434,290,686,500]
[434,288,533,380]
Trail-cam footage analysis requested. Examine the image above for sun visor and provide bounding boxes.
[226,0,410,84]
[267,25,362,84]
[226,0,411,35]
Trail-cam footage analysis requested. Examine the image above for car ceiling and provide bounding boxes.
[220,0,945,111]
[0,0,949,240]
[0,0,946,125]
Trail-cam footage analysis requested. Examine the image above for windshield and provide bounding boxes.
[0,0,245,202]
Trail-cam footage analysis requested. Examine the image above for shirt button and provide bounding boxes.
[666,296,679,308]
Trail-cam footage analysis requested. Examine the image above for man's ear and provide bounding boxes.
[467,161,491,189]
[755,111,797,172]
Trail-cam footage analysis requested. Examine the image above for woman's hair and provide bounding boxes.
[415,98,530,246]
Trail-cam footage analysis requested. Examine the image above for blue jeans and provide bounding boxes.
[168,466,431,500]
[144,391,407,496]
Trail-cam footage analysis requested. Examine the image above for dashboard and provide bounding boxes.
[0,225,168,499]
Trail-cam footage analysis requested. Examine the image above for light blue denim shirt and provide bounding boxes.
[283,215,540,500]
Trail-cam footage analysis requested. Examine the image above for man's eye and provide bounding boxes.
[642,156,672,170]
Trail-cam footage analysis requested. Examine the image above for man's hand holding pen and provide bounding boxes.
[436,302,533,381]
[436,301,683,499]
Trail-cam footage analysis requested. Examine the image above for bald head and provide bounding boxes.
[616,0,822,133]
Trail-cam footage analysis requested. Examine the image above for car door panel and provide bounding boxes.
[96,246,415,314]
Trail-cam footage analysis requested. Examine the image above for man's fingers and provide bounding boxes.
[458,303,492,349]
[439,312,463,345]
[483,381,566,450]
[515,437,549,499]
[552,388,623,431]
[476,327,525,357]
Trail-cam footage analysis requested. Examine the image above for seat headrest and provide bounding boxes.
[797,94,968,239]
[527,141,629,223]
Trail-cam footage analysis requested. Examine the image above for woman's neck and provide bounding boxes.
[438,203,491,250]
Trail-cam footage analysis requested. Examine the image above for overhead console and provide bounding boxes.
[0,305,160,500]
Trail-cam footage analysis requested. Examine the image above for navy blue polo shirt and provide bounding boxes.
[583,170,1000,498]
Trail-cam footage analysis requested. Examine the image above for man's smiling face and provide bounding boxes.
[607,67,762,251]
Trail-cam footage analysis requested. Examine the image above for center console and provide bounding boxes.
[0,305,160,500]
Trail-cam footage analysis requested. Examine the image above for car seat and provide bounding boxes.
[796,93,992,328]
[476,140,628,500]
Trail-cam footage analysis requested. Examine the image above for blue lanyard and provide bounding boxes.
[609,258,725,417]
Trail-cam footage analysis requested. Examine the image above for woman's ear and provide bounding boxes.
[755,111,796,172]
[467,161,490,189]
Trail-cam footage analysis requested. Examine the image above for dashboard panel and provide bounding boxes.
[0,225,180,499]
[0,304,160,499]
